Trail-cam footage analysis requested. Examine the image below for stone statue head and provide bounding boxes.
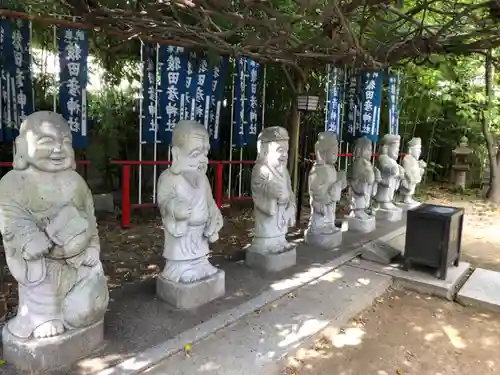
[13,111,76,172]
[407,137,422,159]
[257,126,289,168]
[353,136,373,161]
[171,120,210,175]
[315,131,338,165]
[380,134,401,160]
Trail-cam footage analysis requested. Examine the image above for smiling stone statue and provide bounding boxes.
[156,120,224,309]
[246,126,297,272]
[0,111,109,371]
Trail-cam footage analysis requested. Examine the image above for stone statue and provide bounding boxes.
[246,126,296,272]
[373,134,404,221]
[399,137,427,207]
[156,120,224,309]
[346,136,378,232]
[305,132,347,248]
[0,112,109,370]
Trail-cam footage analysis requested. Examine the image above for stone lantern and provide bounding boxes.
[451,136,472,190]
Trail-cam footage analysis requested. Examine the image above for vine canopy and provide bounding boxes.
[3,0,500,74]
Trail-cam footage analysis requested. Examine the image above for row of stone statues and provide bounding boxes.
[0,112,425,372]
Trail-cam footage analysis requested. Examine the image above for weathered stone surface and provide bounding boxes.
[246,248,296,272]
[361,241,402,264]
[376,208,403,222]
[350,258,470,300]
[347,215,376,233]
[2,320,104,372]
[457,268,500,311]
[304,229,342,250]
[156,270,225,310]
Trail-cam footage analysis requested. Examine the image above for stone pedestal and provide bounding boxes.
[157,270,225,310]
[346,216,376,233]
[246,248,296,272]
[376,208,403,222]
[396,202,421,211]
[304,229,342,249]
[2,320,104,372]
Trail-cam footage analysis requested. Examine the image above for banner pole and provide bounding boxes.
[261,64,267,129]
[152,43,159,204]
[238,59,246,197]
[324,64,330,131]
[228,59,236,198]
[138,41,144,205]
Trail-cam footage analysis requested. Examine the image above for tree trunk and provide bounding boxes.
[483,50,500,202]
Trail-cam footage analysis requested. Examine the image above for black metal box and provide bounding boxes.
[403,203,464,280]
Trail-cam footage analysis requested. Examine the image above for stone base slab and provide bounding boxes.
[376,208,403,222]
[2,320,104,372]
[457,268,500,312]
[156,270,225,310]
[346,216,376,233]
[246,248,296,272]
[304,229,342,250]
[361,241,402,264]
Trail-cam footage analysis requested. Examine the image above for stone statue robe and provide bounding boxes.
[400,155,422,195]
[374,154,400,203]
[252,162,295,240]
[157,170,221,266]
[0,169,109,338]
[348,158,376,210]
[308,164,343,233]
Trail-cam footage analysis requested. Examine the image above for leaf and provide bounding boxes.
[0,359,6,366]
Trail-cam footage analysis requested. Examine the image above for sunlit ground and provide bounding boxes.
[281,288,500,375]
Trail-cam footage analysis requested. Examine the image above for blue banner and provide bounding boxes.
[388,73,400,135]
[358,71,383,143]
[0,18,13,142]
[194,57,214,128]
[58,27,89,148]
[141,44,157,144]
[158,45,188,144]
[325,65,341,136]
[245,58,259,145]
[12,19,34,134]
[209,56,229,146]
[344,73,359,142]
[233,57,245,147]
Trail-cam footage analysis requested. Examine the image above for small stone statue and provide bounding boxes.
[399,137,427,207]
[305,132,347,248]
[156,120,224,309]
[0,112,109,371]
[246,126,297,272]
[346,136,378,233]
[373,134,404,221]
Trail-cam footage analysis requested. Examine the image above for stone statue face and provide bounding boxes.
[388,142,400,160]
[176,131,210,174]
[23,119,74,172]
[409,145,421,159]
[263,140,289,168]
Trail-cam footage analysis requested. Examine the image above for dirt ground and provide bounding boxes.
[281,289,500,375]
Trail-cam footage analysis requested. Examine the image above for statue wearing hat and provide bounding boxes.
[373,134,404,221]
[305,132,347,248]
[399,137,426,207]
[246,126,297,271]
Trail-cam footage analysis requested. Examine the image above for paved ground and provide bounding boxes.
[281,288,500,375]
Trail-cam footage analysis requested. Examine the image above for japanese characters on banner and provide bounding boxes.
[388,73,400,135]
[58,27,89,148]
[344,73,359,141]
[325,65,342,136]
[208,56,229,146]
[0,18,34,142]
[184,52,197,121]
[158,45,188,144]
[244,59,259,145]
[194,57,213,128]
[140,44,157,144]
[358,71,383,143]
[233,57,246,147]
